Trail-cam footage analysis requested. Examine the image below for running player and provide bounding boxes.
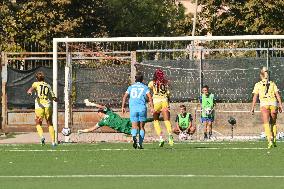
[148,69,174,147]
[27,71,57,146]
[199,85,216,140]
[251,67,283,149]
[173,104,196,138]
[122,72,154,149]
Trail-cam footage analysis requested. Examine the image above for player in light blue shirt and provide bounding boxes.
[122,72,154,149]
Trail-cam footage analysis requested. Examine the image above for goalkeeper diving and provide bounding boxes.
[77,99,153,135]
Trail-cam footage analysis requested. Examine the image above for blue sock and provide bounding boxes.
[139,130,145,146]
[131,129,138,140]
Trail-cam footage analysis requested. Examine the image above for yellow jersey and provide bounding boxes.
[32,81,55,108]
[252,79,279,106]
[148,81,170,102]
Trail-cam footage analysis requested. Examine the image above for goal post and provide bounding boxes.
[52,35,284,143]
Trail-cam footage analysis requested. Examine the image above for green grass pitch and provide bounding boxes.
[1,141,284,189]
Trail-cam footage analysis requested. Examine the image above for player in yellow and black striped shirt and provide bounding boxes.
[27,71,57,146]
[251,67,283,149]
[148,69,173,147]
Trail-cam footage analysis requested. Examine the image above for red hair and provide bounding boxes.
[153,69,168,85]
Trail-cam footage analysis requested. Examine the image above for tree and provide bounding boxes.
[0,0,82,51]
[104,0,192,37]
[197,0,284,36]
[0,0,193,52]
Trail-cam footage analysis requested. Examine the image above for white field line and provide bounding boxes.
[0,147,268,152]
[0,174,284,178]
[0,141,283,147]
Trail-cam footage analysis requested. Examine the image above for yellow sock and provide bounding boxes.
[36,125,43,138]
[263,123,272,142]
[164,120,172,135]
[272,124,277,143]
[48,126,55,143]
[154,120,162,136]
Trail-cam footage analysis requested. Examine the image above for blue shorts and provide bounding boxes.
[201,117,214,123]
[130,110,147,123]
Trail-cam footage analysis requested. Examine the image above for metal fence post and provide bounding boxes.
[199,48,203,95]
[1,52,8,130]
[131,51,137,84]
[266,48,270,72]
[196,48,203,140]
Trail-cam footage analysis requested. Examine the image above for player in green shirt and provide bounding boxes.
[199,85,216,140]
[77,100,132,134]
[173,105,196,138]
[78,99,153,135]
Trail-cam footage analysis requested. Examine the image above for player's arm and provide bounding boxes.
[48,85,58,102]
[121,92,129,114]
[211,97,216,114]
[84,99,105,109]
[78,123,100,133]
[186,114,193,132]
[275,91,283,113]
[27,82,37,95]
[251,84,259,115]
[251,93,258,115]
[213,96,216,108]
[146,92,154,113]
[175,115,181,132]
[27,87,35,95]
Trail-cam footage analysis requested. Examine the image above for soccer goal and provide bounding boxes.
[53,35,284,143]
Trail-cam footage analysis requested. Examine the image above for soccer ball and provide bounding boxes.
[259,132,266,140]
[179,131,189,141]
[204,108,212,116]
[277,132,284,140]
[61,127,71,136]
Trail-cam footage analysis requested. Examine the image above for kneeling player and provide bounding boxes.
[173,105,196,139]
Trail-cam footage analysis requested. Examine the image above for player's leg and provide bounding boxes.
[203,119,208,140]
[46,107,56,146]
[153,111,164,147]
[186,126,196,140]
[188,126,196,135]
[138,122,145,149]
[130,111,139,149]
[270,106,278,147]
[208,121,213,139]
[173,126,181,135]
[161,104,173,146]
[35,108,45,145]
[153,102,164,146]
[137,110,147,149]
[261,106,273,148]
[153,102,162,136]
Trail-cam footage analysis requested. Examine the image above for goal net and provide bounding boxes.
[52,36,284,142]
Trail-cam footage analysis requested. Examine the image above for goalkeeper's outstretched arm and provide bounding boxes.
[78,124,100,133]
[84,99,105,109]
